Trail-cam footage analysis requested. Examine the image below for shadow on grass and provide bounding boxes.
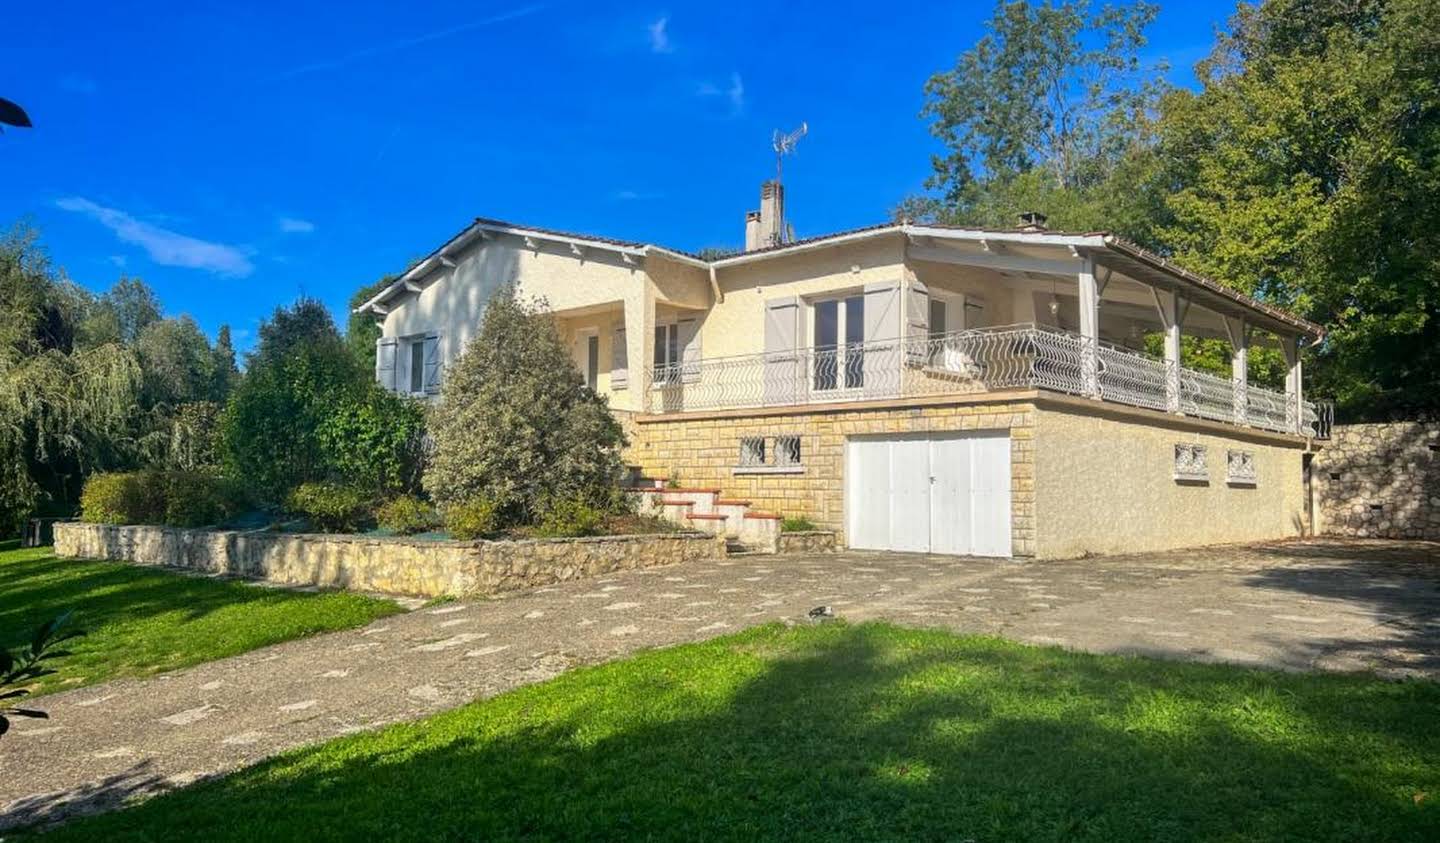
[1246,540,1440,676]
[30,623,1440,842]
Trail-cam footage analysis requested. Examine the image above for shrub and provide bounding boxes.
[424,290,625,527]
[377,495,438,536]
[534,496,604,538]
[286,482,372,533]
[318,387,427,497]
[444,499,498,541]
[80,472,163,525]
[80,470,246,527]
[781,516,818,532]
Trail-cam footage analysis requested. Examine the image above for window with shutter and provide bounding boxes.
[611,326,628,389]
[423,333,442,395]
[375,337,399,392]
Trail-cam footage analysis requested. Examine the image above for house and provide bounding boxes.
[357,180,1324,559]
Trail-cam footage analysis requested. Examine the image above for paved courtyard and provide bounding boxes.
[2,537,1437,829]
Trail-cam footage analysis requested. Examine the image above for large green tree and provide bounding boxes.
[1156,0,1440,414]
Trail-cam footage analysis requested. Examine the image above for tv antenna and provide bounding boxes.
[772,121,808,184]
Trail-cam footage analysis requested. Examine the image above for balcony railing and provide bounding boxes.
[645,323,1319,436]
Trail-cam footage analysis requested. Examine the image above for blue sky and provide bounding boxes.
[3,1,1228,353]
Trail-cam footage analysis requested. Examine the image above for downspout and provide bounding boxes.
[708,264,723,304]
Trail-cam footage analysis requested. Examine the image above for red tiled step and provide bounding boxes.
[685,513,728,521]
[665,487,722,494]
[659,498,696,507]
[743,512,783,520]
[714,499,752,506]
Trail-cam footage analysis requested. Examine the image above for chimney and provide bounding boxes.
[744,180,785,251]
[1018,211,1048,232]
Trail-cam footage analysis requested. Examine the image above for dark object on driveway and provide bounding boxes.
[2,612,80,738]
[808,605,835,622]
[0,97,32,131]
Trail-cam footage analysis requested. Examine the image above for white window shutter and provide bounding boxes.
[862,282,901,398]
[678,318,701,384]
[905,280,929,365]
[423,333,442,395]
[376,337,398,392]
[964,297,986,330]
[611,326,628,389]
[763,297,801,405]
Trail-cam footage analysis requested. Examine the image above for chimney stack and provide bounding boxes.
[1018,211,1048,232]
[744,180,785,251]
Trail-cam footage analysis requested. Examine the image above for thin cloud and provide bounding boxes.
[56,197,255,278]
[265,5,547,81]
[278,216,316,234]
[697,72,745,116]
[648,17,673,54]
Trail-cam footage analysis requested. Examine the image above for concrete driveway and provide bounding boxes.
[2,538,1437,830]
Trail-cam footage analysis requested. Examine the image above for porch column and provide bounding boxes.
[1077,258,1100,398]
[624,282,656,413]
[1282,335,1304,434]
[1152,288,1189,414]
[1223,316,1249,426]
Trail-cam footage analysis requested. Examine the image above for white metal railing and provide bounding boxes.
[644,323,1318,436]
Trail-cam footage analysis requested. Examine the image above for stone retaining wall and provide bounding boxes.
[1314,421,1440,539]
[53,522,727,598]
[776,531,837,554]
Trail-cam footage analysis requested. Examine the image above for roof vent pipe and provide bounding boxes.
[1018,211,1048,232]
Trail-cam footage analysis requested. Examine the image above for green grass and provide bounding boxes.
[0,542,402,696]
[27,622,1440,841]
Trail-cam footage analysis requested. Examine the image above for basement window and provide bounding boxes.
[734,435,805,475]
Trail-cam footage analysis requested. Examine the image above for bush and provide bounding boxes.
[444,499,499,540]
[781,516,818,532]
[534,496,604,538]
[80,472,164,525]
[80,470,246,527]
[318,387,427,497]
[424,290,625,527]
[376,495,438,536]
[286,482,372,533]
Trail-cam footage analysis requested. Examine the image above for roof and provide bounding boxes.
[355,215,1323,339]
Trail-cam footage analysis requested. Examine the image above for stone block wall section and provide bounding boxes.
[625,399,1036,556]
[53,522,727,599]
[1313,421,1440,539]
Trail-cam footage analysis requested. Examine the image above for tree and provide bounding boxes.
[222,299,363,502]
[919,0,1170,236]
[347,275,395,371]
[1155,0,1440,415]
[210,324,239,402]
[134,317,215,410]
[94,277,161,346]
[424,290,625,524]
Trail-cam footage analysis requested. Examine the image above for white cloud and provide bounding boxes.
[648,17,673,54]
[56,197,255,278]
[278,216,316,234]
[697,72,745,116]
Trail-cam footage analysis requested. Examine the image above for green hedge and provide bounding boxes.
[286,482,373,533]
[80,471,248,528]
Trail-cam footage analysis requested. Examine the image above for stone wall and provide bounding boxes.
[53,522,726,598]
[1314,421,1440,539]
[775,531,837,554]
[626,395,1037,555]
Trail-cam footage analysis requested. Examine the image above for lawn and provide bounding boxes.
[0,541,402,696]
[27,622,1439,842]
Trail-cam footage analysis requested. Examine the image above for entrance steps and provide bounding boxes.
[625,482,781,553]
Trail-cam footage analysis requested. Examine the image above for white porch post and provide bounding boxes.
[1152,289,1189,413]
[1282,335,1304,434]
[624,283,656,413]
[1077,258,1100,398]
[1223,316,1249,426]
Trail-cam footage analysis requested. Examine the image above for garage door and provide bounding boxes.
[845,432,1011,557]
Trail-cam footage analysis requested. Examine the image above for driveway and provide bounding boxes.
[3,538,1437,829]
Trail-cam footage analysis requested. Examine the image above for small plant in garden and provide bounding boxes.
[444,499,499,540]
[286,482,373,533]
[781,516,817,532]
[377,495,438,535]
[2,612,80,738]
[80,470,247,528]
[534,496,604,538]
[80,472,163,525]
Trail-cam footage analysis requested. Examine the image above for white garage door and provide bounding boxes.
[845,432,1011,557]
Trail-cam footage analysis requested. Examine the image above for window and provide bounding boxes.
[579,332,599,390]
[813,295,864,391]
[653,323,680,383]
[929,297,948,337]
[735,435,804,474]
[408,337,426,394]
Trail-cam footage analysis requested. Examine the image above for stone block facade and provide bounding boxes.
[624,397,1037,555]
[1314,421,1440,539]
[53,522,726,598]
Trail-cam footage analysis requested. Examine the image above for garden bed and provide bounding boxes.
[53,521,725,599]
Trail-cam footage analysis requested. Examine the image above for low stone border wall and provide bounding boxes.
[776,531,837,554]
[53,522,727,598]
